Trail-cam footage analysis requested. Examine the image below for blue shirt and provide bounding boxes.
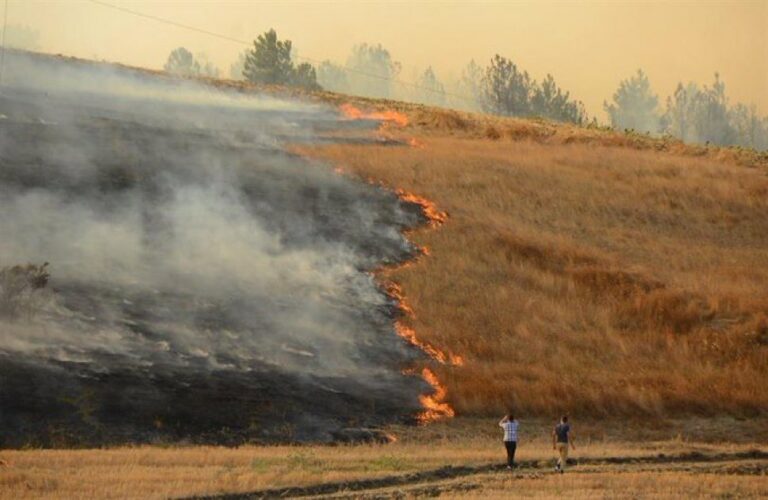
[555,423,570,443]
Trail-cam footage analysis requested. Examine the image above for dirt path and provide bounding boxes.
[184,449,767,499]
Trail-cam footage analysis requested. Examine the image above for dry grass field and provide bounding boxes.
[298,127,768,418]
[1,418,766,498]
[3,54,768,498]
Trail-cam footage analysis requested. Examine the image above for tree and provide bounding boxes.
[453,59,484,111]
[662,75,766,149]
[243,29,294,85]
[242,29,320,90]
[292,62,321,91]
[164,47,201,77]
[603,69,660,133]
[480,55,533,116]
[531,74,586,124]
[729,104,768,150]
[345,43,400,99]
[689,73,735,145]
[663,82,698,142]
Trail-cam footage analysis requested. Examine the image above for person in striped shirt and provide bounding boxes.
[498,413,519,469]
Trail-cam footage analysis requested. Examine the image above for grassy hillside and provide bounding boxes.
[297,119,768,418]
[12,51,768,418]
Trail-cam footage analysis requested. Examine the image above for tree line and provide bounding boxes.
[163,29,585,125]
[164,29,767,151]
[604,69,767,150]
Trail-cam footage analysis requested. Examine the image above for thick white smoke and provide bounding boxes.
[0,51,427,445]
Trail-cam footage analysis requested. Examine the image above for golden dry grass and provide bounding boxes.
[1,422,764,499]
[297,135,768,417]
[450,468,768,499]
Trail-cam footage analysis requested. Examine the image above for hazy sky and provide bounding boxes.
[8,0,768,118]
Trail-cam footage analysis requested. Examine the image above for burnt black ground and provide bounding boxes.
[0,51,430,447]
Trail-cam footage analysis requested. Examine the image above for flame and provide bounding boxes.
[339,103,408,128]
[395,189,447,226]
[384,279,463,367]
[327,160,457,423]
[395,323,463,366]
[417,368,455,423]
[385,282,414,316]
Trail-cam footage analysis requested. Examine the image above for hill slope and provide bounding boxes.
[8,50,767,419]
[298,126,768,417]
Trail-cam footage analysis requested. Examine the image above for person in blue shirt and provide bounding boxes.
[552,415,576,473]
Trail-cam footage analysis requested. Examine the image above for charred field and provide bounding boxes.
[0,51,448,447]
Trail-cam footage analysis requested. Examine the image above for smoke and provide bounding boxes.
[0,51,428,445]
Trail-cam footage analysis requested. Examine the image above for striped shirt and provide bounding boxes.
[500,420,518,442]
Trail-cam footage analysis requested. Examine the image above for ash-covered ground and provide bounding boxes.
[0,51,429,447]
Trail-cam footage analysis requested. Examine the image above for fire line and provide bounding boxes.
[334,103,458,423]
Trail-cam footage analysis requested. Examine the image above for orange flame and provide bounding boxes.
[385,282,414,316]
[417,368,455,423]
[395,189,447,226]
[395,323,463,366]
[339,103,409,127]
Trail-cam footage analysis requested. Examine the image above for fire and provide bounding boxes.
[384,278,463,367]
[395,323,463,366]
[395,189,447,226]
[417,367,455,423]
[385,282,414,315]
[328,160,457,423]
[339,103,409,128]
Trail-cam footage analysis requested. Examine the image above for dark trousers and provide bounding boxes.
[504,441,517,466]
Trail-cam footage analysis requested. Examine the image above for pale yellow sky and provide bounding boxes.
[8,0,768,118]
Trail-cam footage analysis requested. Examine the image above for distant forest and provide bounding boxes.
[163,29,768,151]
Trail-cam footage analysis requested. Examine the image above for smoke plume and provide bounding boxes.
[0,51,428,446]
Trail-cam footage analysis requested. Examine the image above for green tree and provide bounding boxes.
[164,47,200,76]
[604,69,660,133]
[292,62,321,91]
[243,29,294,85]
[243,29,320,90]
[480,55,533,116]
[531,74,586,124]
